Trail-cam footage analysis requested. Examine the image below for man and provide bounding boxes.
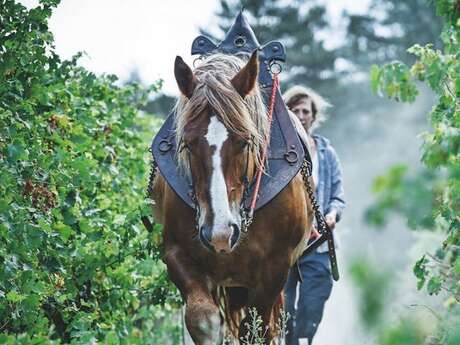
[283,86,346,345]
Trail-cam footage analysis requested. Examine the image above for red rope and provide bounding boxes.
[248,74,279,217]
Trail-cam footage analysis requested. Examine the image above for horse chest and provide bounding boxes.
[218,277,244,288]
[202,255,250,286]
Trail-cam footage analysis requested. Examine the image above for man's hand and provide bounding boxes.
[325,210,337,230]
[310,227,321,240]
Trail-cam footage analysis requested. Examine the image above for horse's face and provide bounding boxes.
[174,52,259,254]
[183,111,251,253]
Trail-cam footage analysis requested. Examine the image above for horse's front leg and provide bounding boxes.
[240,269,288,344]
[164,246,222,345]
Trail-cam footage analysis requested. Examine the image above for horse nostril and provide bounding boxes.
[229,222,240,248]
[199,226,213,250]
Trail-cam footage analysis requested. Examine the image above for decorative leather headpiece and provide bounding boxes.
[191,9,286,87]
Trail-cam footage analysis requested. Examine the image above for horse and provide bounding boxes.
[150,50,314,344]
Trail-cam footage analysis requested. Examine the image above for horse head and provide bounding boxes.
[173,51,267,254]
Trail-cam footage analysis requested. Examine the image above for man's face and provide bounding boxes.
[291,97,315,131]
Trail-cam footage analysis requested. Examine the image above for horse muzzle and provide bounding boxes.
[199,222,240,254]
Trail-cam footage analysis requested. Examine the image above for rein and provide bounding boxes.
[247,73,280,219]
[238,70,279,233]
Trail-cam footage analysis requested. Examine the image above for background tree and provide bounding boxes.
[206,0,443,83]
[343,0,443,73]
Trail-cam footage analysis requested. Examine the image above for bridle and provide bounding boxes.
[177,118,256,236]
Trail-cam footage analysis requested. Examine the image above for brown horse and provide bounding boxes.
[150,51,313,344]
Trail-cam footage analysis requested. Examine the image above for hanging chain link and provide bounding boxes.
[300,156,340,281]
[240,206,253,233]
[300,158,328,235]
[190,188,201,230]
[146,148,158,199]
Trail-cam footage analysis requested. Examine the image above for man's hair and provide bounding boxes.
[283,85,331,131]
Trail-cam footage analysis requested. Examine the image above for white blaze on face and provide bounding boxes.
[204,116,234,235]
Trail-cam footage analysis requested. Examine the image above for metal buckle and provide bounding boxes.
[284,149,298,164]
[158,139,173,154]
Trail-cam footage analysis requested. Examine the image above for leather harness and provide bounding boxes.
[150,86,304,213]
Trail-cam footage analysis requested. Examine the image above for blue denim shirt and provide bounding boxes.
[312,134,346,252]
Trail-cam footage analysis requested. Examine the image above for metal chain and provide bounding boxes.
[240,205,253,233]
[146,149,158,199]
[300,157,340,281]
[189,189,201,230]
[300,158,328,235]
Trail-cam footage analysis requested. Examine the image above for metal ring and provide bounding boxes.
[193,56,204,68]
[234,35,246,48]
[284,150,298,164]
[269,61,282,75]
[158,139,173,153]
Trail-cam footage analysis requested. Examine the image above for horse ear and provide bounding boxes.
[231,50,259,98]
[174,56,197,99]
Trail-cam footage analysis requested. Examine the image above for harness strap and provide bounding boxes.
[299,154,340,282]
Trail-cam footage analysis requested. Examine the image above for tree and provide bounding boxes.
[343,0,443,72]
[142,93,176,118]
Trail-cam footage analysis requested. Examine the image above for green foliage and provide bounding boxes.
[366,0,460,343]
[378,319,426,345]
[369,0,460,302]
[439,307,460,345]
[0,1,180,343]
[370,62,419,102]
[366,165,437,229]
[349,260,391,329]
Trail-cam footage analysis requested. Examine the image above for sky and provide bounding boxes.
[20,0,370,95]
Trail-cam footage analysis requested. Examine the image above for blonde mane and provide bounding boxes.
[174,53,269,172]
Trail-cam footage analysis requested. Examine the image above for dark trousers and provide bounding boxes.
[284,251,333,345]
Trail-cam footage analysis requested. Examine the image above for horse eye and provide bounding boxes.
[238,139,249,149]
